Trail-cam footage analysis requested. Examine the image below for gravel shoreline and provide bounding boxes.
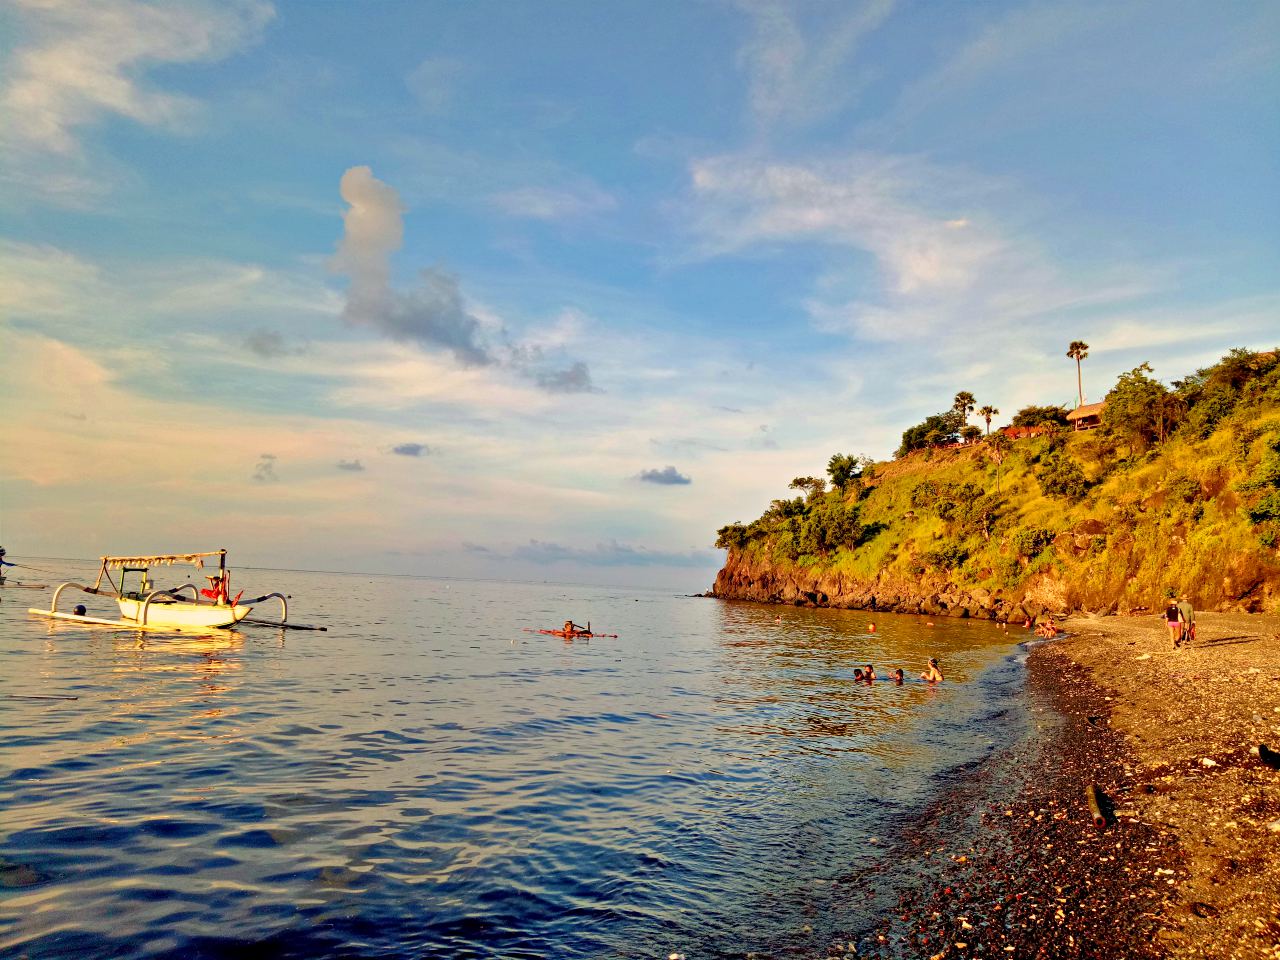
[830,611,1280,959]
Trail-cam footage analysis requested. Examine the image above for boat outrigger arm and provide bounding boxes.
[28,549,292,631]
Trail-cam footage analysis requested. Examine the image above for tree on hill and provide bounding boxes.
[789,476,827,500]
[896,410,963,458]
[953,391,976,425]
[978,405,999,435]
[1103,363,1185,452]
[827,453,871,493]
[961,425,982,444]
[1010,404,1069,428]
[1067,340,1090,407]
[986,432,1013,492]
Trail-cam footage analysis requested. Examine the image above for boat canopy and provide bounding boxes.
[100,550,226,570]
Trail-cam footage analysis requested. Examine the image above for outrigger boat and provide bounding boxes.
[29,549,290,632]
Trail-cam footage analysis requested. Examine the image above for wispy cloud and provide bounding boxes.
[405,56,465,114]
[686,151,1159,344]
[491,183,617,221]
[733,0,895,135]
[2,0,274,154]
[637,466,692,486]
[336,459,364,472]
[0,0,273,205]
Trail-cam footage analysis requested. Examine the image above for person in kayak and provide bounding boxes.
[563,620,587,637]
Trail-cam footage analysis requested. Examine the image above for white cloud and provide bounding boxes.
[1,0,274,154]
[733,0,895,134]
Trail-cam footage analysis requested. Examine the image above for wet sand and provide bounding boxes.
[838,611,1280,959]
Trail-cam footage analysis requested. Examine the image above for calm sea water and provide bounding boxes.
[0,561,1029,959]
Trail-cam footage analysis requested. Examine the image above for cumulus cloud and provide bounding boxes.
[510,539,715,568]
[332,165,492,366]
[332,165,598,392]
[391,442,431,457]
[637,466,692,486]
[251,452,278,483]
[2,0,274,155]
[336,459,364,471]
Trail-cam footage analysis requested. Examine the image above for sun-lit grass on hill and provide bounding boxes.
[715,348,1280,614]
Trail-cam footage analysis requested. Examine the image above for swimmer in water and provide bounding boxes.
[893,668,905,685]
[920,658,944,683]
[853,668,864,681]
[864,664,876,681]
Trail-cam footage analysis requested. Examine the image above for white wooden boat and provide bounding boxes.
[29,550,288,632]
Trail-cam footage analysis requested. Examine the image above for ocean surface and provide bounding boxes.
[0,561,1031,959]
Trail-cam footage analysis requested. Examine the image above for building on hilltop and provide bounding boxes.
[1066,400,1106,431]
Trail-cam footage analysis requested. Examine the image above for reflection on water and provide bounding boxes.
[0,562,1028,958]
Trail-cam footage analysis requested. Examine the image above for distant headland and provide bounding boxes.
[711,345,1280,617]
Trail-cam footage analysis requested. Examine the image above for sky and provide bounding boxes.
[0,0,1277,588]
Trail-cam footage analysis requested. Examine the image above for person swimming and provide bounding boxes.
[864,664,876,681]
[893,668,905,685]
[853,668,864,681]
[920,658,944,682]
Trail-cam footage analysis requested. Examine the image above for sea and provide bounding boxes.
[0,561,1033,959]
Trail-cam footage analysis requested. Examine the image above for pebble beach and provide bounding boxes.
[841,611,1280,960]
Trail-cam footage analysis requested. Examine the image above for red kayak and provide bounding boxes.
[525,628,619,639]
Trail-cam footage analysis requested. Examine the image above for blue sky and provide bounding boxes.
[1,0,1276,588]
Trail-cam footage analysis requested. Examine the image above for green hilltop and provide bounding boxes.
[713,347,1280,617]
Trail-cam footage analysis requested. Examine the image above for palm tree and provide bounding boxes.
[978,404,999,436]
[953,391,976,426]
[1067,341,1090,408]
[987,432,1012,493]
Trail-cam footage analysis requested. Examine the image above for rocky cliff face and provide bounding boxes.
[711,527,1279,620]
[711,548,1074,621]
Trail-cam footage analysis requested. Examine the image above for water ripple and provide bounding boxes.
[1,567,1027,958]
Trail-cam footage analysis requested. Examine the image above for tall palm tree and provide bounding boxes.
[953,391,976,426]
[1067,341,1090,408]
[987,432,1012,493]
[978,404,999,436]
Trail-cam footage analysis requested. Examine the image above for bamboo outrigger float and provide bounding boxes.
[28,549,293,632]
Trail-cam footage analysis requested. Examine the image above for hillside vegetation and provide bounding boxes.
[713,348,1280,617]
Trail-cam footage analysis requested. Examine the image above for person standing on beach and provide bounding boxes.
[1176,594,1196,646]
[1164,600,1181,647]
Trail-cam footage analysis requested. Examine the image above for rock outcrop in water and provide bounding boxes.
[711,348,1280,618]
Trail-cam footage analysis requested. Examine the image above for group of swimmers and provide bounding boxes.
[852,658,945,685]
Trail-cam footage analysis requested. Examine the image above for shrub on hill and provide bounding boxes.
[896,411,963,458]
[1011,404,1069,428]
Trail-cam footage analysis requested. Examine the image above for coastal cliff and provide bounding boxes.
[712,349,1280,618]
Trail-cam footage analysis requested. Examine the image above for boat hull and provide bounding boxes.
[117,598,251,629]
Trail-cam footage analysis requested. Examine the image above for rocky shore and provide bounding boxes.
[836,611,1280,959]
